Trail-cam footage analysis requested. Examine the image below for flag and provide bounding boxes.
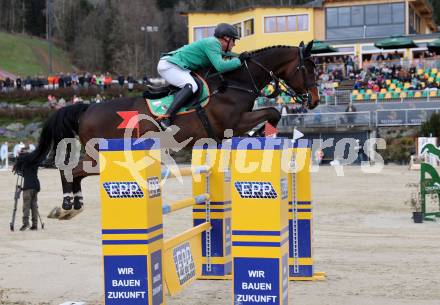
[264,122,278,138]
[117,111,140,137]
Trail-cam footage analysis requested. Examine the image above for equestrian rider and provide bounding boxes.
[157,23,250,129]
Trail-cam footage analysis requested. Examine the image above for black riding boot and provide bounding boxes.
[160,84,194,130]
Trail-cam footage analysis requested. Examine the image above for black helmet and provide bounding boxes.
[214,23,240,40]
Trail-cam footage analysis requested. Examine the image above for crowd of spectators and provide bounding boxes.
[0,72,153,93]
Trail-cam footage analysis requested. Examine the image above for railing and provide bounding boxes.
[274,107,440,129]
[279,111,371,128]
[362,57,440,71]
[375,108,440,126]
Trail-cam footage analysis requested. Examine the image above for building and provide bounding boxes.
[183,0,438,64]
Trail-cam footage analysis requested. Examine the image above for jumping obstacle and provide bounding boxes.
[419,143,440,222]
[231,137,289,305]
[288,140,325,280]
[99,138,232,304]
[98,137,323,305]
[99,139,164,305]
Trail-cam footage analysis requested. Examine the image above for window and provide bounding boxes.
[338,7,350,27]
[365,5,378,25]
[233,22,242,38]
[298,15,308,31]
[415,14,421,33]
[193,26,215,41]
[379,4,392,25]
[287,16,297,31]
[326,3,405,39]
[264,15,309,33]
[392,3,405,24]
[265,17,276,33]
[244,19,254,36]
[326,8,338,27]
[351,6,364,26]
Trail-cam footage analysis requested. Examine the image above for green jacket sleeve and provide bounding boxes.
[205,41,241,73]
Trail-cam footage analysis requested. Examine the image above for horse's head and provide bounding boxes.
[281,41,320,110]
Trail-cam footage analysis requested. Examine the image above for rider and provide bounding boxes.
[157,23,250,129]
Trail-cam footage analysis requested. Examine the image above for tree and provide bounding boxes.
[24,0,46,37]
[420,112,440,138]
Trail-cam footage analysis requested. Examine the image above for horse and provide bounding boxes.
[16,41,319,213]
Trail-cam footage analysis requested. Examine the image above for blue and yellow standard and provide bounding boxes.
[99,138,164,305]
[192,144,232,279]
[231,137,289,305]
[288,139,325,281]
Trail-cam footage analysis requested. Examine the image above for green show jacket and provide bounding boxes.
[164,37,241,73]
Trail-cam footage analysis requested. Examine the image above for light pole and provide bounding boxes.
[140,26,159,77]
[47,0,53,75]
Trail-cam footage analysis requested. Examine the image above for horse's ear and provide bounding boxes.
[304,41,313,57]
[299,41,305,48]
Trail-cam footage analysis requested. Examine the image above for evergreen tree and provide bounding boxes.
[24,0,46,37]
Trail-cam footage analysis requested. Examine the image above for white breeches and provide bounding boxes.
[157,59,198,93]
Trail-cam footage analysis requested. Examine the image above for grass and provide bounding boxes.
[0,31,74,77]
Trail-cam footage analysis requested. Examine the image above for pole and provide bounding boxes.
[47,0,53,75]
[145,30,148,75]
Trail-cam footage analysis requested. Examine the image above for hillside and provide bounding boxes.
[0,32,74,78]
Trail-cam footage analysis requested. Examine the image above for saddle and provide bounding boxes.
[144,73,211,118]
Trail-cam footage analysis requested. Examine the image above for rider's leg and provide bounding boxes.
[157,59,198,129]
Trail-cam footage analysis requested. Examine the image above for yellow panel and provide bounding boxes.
[163,231,204,296]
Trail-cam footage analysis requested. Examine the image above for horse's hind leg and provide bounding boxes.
[60,170,74,210]
[72,177,84,210]
[71,154,100,209]
[234,108,281,136]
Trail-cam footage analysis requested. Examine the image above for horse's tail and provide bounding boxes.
[15,103,90,169]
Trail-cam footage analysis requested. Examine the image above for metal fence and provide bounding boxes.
[375,108,440,126]
[279,111,372,128]
[276,107,440,128]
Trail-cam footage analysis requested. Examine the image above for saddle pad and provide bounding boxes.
[146,77,210,117]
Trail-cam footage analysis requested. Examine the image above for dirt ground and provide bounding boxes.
[1,165,439,305]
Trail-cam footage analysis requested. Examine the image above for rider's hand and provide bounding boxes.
[239,52,251,63]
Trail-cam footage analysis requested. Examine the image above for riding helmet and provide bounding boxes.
[214,23,240,40]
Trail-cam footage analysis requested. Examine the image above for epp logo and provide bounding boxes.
[234,181,277,199]
[147,177,161,198]
[103,182,144,198]
[281,178,288,200]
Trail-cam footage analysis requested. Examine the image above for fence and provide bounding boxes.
[277,107,440,128]
[279,111,372,128]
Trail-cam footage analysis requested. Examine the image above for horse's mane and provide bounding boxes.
[249,45,297,56]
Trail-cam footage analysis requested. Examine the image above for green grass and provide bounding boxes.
[0,31,74,77]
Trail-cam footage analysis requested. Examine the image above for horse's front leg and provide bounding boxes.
[233,107,281,136]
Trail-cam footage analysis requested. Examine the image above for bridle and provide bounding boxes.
[227,47,317,108]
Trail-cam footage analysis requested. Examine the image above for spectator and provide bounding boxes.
[127,75,135,92]
[16,76,22,90]
[345,103,357,127]
[104,73,112,89]
[13,155,41,231]
[118,75,125,87]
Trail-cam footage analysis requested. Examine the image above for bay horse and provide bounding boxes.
[16,41,319,212]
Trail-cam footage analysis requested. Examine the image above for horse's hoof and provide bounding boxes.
[62,196,73,210]
[73,196,84,210]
